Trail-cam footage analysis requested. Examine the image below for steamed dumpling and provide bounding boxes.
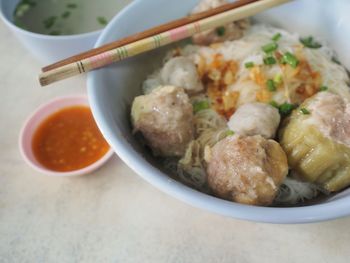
[206,135,288,205]
[160,56,203,94]
[131,85,194,157]
[227,102,280,139]
[280,92,350,192]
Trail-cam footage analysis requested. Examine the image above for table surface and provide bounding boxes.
[1,21,350,263]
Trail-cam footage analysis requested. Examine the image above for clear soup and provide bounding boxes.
[13,0,132,35]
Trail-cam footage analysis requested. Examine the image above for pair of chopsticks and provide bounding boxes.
[39,0,292,86]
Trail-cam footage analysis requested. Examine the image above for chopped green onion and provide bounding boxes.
[245,62,254,68]
[300,36,322,49]
[279,103,296,116]
[97,16,108,26]
[226,130,235,136]
[332,57,341,65]
[300,108,311,115]
[263,56,277,65]
[281,52,299,68]
[61,11,71,19]
[14,0,37,16]
[320,86,328,91]
[267,79,276,92]
[67,3,77,9]
[43,16,57,29]
[269,100,279,109]
[216,26,226,37]
[272,33,282,42]
[262,42,278,53]
[193,101,210,113]
[14,3,31,17]
[273,74,283,85]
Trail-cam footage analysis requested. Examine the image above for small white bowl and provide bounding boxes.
[19,95,114,176]
[0,0,114,64]
[0,0,100,63]
[88,0,350,223]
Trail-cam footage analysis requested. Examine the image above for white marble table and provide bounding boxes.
[0,21,349,263]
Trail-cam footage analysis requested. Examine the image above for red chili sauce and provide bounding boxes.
[32,106,109,172]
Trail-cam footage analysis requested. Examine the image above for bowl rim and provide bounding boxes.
[0,0,102,39]
[87,0,350,223]
[19,95,114,177]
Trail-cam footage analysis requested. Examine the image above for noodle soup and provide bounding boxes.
[129,0,350,207]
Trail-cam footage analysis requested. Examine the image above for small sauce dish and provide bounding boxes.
[19,95,114,176]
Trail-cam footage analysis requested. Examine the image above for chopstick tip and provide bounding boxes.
[39,74,50,87]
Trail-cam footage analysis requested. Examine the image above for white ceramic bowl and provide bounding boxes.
[1,0,125,64]
[0,0,100,63]
[88,0,350,223]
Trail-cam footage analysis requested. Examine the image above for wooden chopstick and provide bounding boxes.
[42,0,259,72]
[39,0,292,86]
